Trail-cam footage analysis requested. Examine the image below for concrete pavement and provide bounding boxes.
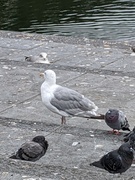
[0,30,135,179]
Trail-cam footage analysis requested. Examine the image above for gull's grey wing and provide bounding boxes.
[25,55,41,62]
[50,86,96,116]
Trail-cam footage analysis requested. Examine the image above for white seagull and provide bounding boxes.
[40,69,103,124]
[25,52,50,64]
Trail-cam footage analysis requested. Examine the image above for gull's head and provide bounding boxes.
[39,53,50,64]
[40,69,56,84]
[40,52,47,59]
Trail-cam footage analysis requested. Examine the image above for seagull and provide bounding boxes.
[40,69,104,124]
[90,141,134,174]
[10,135,48,161]
[104,109,130,134]
[25,52,50,64]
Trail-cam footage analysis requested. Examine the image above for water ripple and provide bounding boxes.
[1,0,135,40]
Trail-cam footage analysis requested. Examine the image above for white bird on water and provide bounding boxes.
[40,69,104,124]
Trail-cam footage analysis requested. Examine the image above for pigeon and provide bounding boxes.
[104,109,130,134]
[10,135,48,161]
[25,52,50,64]
[90,141,134,174]
[124,126,135,144]
[40,69,104,124]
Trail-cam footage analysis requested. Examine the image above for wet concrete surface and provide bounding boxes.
[0,30,135,179]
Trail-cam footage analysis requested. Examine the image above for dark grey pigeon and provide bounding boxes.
[90,142,134,174]
[124,127,135,146]
[105,109,130,134]
[10,136,48,161]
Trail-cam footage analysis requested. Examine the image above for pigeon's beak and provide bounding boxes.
[40,73,44,77]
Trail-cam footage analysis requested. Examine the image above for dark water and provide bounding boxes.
[0,0,135,40]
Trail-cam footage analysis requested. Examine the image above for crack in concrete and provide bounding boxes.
[1,59,135,78]
[0,116,125,140]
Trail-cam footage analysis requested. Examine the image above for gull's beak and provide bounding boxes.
[40,73,44,77]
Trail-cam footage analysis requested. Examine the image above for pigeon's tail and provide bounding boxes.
[124,133,131,142]
[89,114,105,120]
[121,117,131,132]
[90,161,104,169]
[9,154,17,159]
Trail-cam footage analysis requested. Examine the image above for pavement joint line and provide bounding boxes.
[0,116,67,139]
[100,56,122,69]
[60,71,87,85]
[0,116,91,135]
[0,115,83,130]
[1,59,135,78]
[44,125,64,138]
[0,116,126,140]
[1,58,135,78]
[0,93,40,114]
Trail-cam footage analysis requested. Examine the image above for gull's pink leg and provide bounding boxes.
[61,116,66,125]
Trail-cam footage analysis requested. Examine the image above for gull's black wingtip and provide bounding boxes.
[122,127,131,132]
[90,114,105,120]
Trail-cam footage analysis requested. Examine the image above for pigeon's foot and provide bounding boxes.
[113,130,120,135]
[108,130,120,135]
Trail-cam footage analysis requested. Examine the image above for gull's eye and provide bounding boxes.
[39,53,43,57]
